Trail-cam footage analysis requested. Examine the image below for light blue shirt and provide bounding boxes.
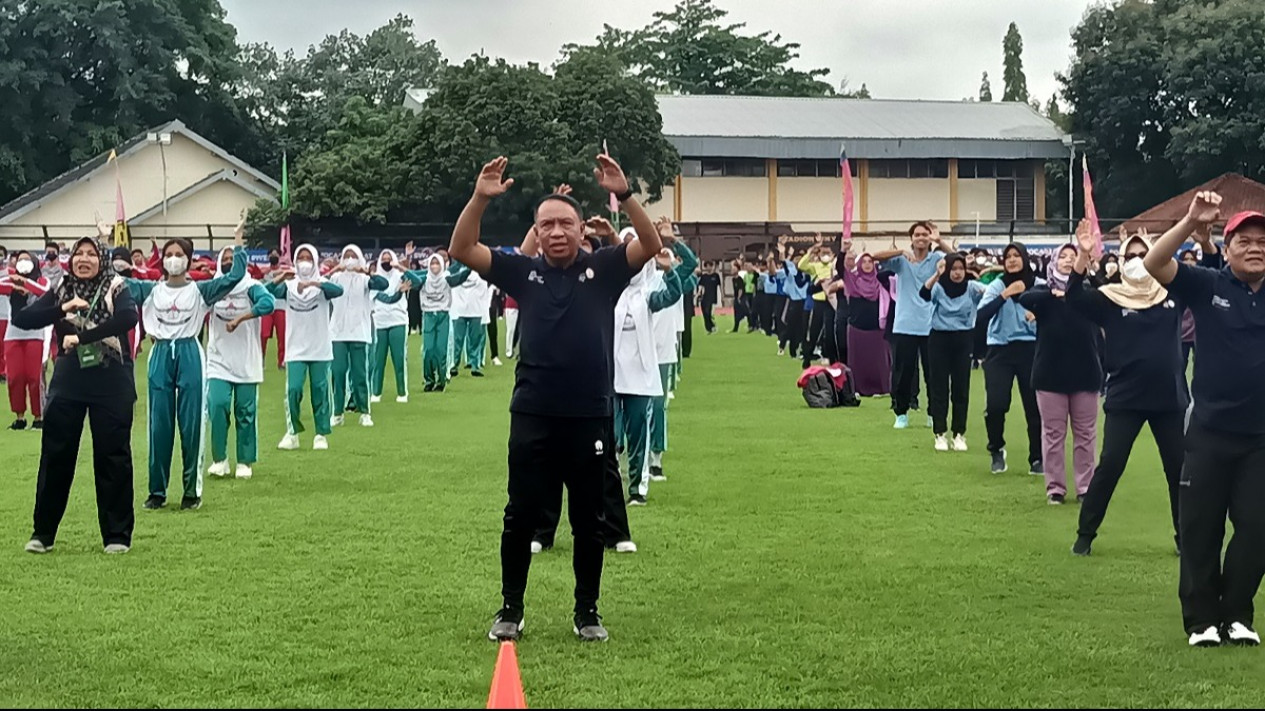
[927,281,987,332]
[979,279,1040,346]
[882,252,945,336]
[782,260,809,301]
[763,270,783,295]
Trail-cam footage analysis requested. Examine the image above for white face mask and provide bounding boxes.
[343,257,360,270]
[164,255,188,276]
[112,259,131,272]
[16,259,34,275]
[297,261,316,279]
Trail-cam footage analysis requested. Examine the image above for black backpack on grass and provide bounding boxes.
[801,366,860,409]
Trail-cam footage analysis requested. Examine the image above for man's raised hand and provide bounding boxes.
[1076,218,1097,254]
[554,183,573,196]
[594,154,630,196]
[586,217,616,239]
[475,157,514,200]
[1188,191,1222,225]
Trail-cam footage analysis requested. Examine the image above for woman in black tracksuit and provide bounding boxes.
[1066,232,1187,557]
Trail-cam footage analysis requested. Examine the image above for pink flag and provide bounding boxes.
[1082,155,1103,258]
[841,145,854,243]
[279,225,292,268]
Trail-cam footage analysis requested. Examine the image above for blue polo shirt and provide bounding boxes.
[1168,263,1265,434]
[881,252,944,336]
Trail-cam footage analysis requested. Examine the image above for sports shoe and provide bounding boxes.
[777,347,785,356]
[450,368,459,378]
[360,414,374,427]
[1226,622,1260,646]
[934,434,949,452]
[143,495,166,510]
[894,414,909,429]
[488,607,524,642]
[396,395,408,403]
[30,420,42,431]
[1189,625,1222,648]
[649,466,666,482]
[614,541,638,553]
[235,464,253,480]
[313,435,329,451]
[1048,493,1065,506]
[180,496,202,511]
[493,357,503,367]
[1030,459,1045,476]
[574,609,609,642]
[8,419,26,431]
[952,434,968,452]
[1072,536,1092,557]
[24,539,51,554]
[530,541,543,555]
[505,350,514,359]
[208,461,230,478]
[277,434,300,451]
[104,543,130,554]
[668,391,675,400]
[435,384,446,392]
[370,395,382,404]
[423,384,435,393]
[628,495,647,507]
[990,450,1008,474]
[331,415,344,427]
[472,371,485,378]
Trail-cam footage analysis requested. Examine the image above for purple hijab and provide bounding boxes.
[843,254,882,301]
[1046,244,1076,292]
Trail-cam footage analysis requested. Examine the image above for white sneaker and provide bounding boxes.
[235,464,253,480]
[952,434,969,452]
[24,540,51,554]
[1227,622,1261,646]
[313,435,329,451]
[396,395,408,404]
[277,434,300,451]
[493,357,503,366]
[103,543,130,554]
[360,414,374,427]
[505,351,513,359]
[668,392,676,400]
[1189,625,1223,647]
[650,473,667,482]
[208,460,230,477]
[331,415,345,427]
[614,541,638,553]
[934,434,949,452]
[778,347,785,356]
[370,395,382,404]
[530,541,543,555]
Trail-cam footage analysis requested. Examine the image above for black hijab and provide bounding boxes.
[59,237,124,364]
[999,242,1036,288]
[938,253,970,298]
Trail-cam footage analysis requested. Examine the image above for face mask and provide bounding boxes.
[1122,257,1150,282]
[112,259,131,272]
[46,252,58,262]
[1105,262,1119,276]
[297,261,316,279]
[164,255,188,276]
[269,255,280,266]
[343,257,360,269]
[16,259,34,275]
[380,261,392,271]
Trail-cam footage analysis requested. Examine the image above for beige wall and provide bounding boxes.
[679,177,768,222]
[142,180,259,232]
[865,178,952,231]
[957,179,997,223]
[777,178,842,227]
[642,184,676,220]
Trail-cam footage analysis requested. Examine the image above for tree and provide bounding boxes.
[1002,22,1029,103]
[979,72,994,102]
[562,0,840,96]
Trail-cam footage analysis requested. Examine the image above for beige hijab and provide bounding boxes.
[1099,234,1168,309]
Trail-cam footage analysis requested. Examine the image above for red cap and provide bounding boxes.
[1224,211,1265,236]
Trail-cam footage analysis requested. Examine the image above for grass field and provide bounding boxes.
[1,326,1263,708]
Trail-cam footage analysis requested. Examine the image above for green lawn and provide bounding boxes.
[1,328,1262,708]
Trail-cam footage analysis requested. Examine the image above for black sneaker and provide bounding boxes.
[143,495,166,510]
[649,466,666,482]
[1029,459,1045,476]
[1048,493,1065,506]
[30,420,43,431]
[628,495,647,507]
[573,609,609,642]
[488,607,524,642]
[1072,536,1092,557]
[990,450,1007,474]
[435,384,446,393]
[180,496,202,511]
[8,419,26,431]
[450,368,459,378]
[423,384,435,392]
[472,371,485,378]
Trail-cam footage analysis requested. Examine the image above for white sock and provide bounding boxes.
[650,451,663,467]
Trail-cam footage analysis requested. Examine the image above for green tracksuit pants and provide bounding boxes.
[372,325,407,398]
[332,341,371,415]
[423,312,451,388]
[615,394,654,498]
[207,379,258,465]
[147,338,206,500]
[287,361,332,435]
[651,364,672,454]
[452,316,485,372]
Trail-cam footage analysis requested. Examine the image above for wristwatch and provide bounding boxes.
[615,187,635,203]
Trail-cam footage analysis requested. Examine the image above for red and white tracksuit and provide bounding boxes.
[0,271,50,418]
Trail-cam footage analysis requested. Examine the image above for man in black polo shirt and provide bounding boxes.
[448,155,662,643]
[698,263,721,333]
[1145,191,1265,648]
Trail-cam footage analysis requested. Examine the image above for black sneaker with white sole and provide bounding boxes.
[1225,622,1261,646]
[180,496,202,511]
[573,609,608,642]
[1072,536,1092,557]
[1048,493,1065,505]
[143,495,166,510]
[30,420,43,431]
[990,450,1007,474]
[1189,625,1223,648]
[8,419,26,431]
[627,495,647,507]
[1029,459,1044,476]
[488,607,524,641]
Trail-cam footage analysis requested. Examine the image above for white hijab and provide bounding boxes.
[215,246,255,297]
[287,244,325,308]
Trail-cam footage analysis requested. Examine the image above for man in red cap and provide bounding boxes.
[1145,191,1265,648]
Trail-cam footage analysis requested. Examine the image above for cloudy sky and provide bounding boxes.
[220,0,1095,103]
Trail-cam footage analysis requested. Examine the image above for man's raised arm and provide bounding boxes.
[448,157,515,276]
[1144,191,1222,285]
[594,154,660,268]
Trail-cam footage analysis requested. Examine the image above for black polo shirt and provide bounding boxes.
[698,273,721,304]
[486,244,637,418]
[1168,263,1265,434]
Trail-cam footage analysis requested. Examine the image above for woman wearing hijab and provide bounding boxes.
[840,253,893,396]
[646,228,697,488]
[976,242,1042,475]
[258,248,288,370]
[1067,228,1187,557]
[450,267,492,378]
[268,245,344,451]
[1019,242,1104,504]
[919,253,986,452]
[402,252,471,392]
[1,250,51,430]
[371,248,411,403]
[126,233,247,511]
[206,243,275,481]
[15,238,139,554]
[327,245,388,427]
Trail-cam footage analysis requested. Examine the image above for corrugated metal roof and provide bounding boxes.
[1120,173,1265,235]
